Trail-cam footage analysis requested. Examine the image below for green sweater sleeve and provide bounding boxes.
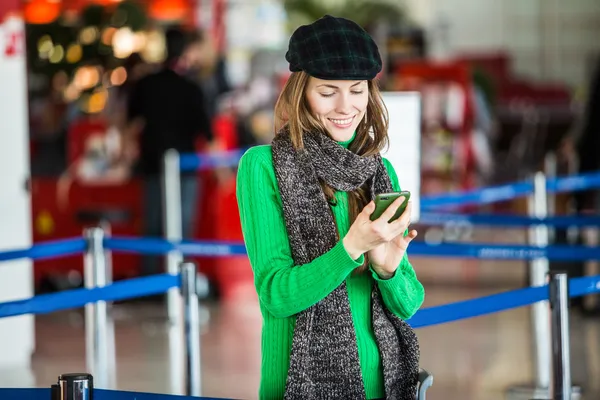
[236,147,364,319]
[371,158,425,320]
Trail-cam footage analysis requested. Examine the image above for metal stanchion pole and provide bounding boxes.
[52,373,93,400]
[181,261,201,396]
[83,228,111,389]
[529,172,552,391]
[98,221,117,388]
[162,149,184,323]
[162,149,185,395]
[549,272,572,400]
[507,172,552,399]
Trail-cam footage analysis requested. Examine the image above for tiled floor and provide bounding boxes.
[1,227,599,400]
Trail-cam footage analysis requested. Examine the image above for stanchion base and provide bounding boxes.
[506,384,582,400]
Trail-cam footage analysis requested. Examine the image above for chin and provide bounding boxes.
[326,123,360,142]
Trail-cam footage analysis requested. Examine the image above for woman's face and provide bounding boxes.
[305,77,369,142]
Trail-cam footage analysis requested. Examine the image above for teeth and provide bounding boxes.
[330,117,353,125]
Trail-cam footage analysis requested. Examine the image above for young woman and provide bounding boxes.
[236,15,425,400]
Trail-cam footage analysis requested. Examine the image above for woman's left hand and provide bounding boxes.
[368,202,417,279]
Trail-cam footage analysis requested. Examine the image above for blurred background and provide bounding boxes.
[0,0,599,399]
[13,0,599,293]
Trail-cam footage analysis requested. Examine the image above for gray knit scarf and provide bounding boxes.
[271,129,420,400]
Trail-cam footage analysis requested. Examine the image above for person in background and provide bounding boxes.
[236,15,424,400]
[126,26,216,276]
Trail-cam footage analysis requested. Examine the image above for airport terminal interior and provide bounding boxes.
[0,0,600,399]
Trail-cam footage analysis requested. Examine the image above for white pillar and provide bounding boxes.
[0,13,35,367]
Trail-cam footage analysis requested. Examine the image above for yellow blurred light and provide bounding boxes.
[141,30,166,63]
[49,45,64,64]
[38,35,53,52]
[66,44,82,63]
[79,26,99,45]
[87,89,108,114]
[110,67,128,86]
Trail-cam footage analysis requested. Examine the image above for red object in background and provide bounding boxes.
[67,117,108,165]
[31,178,143,288]
[148,0,190,21]
[23,0,61,24]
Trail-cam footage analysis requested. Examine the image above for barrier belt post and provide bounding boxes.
[162,149,185,395]
[180,261,201,396]
[528,172,552,392]
[51,373,93,400]
[83,228,113,389]
[549,272,571,400]
[163,149,184,323]
[507,172,552,399]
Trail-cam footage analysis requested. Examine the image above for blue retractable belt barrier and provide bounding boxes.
[0,238,86,262]
[421,181,534,209]
[177,151,600,208]
[420,170,600,209]
[408,241,600,261]
[549,170,600,193]
[105,236,600,261]
[0,388,228,400]
[104,237,248,256]
[418,212,600,228]
[179,149,247,172]
[0,389,50,400]
[0,274,179,319]
[409,274,600,329]
[95,389,229,400]
[408,285,547,328]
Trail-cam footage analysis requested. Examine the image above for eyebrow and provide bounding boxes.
[317,81,365,89]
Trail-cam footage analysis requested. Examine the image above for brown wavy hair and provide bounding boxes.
[274,71,390,272]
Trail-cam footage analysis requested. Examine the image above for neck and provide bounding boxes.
[337,131,357,149]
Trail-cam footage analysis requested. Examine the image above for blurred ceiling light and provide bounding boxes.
[74,66,100,90]
[63,84,81,102]
[112,27,136,59]
[66,44,83,63]
[102,27,117,46]
[49,45,65,64]
[110,67,128,86]
[141,29,165,63]
[38,35,53,59]
[87,89,108,114]
[133,32,147,52]
[24,0,61,25]
[149,0,188,21]
[79,27,99,45]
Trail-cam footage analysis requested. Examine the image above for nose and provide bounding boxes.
[335,93,353,115]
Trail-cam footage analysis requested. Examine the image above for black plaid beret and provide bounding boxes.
[285,15,382,81]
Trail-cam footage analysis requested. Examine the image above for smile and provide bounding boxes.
[328,116,355,126]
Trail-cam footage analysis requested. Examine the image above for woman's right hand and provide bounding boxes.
[342,196,409,260]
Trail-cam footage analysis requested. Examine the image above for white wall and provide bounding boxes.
[0,15,34,367]
[404,0,600,87]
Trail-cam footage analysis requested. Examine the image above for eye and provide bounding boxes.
[319,93,335,98]
[351,90,364,95]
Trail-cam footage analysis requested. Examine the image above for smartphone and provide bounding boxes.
[370,191,411,222]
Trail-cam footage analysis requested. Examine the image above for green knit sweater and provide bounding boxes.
[236,136,425,400]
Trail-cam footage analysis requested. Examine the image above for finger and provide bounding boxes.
[393,229,418,247]
[390,201,412,230]
[379,195,407,222]
[363,201,376,217]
